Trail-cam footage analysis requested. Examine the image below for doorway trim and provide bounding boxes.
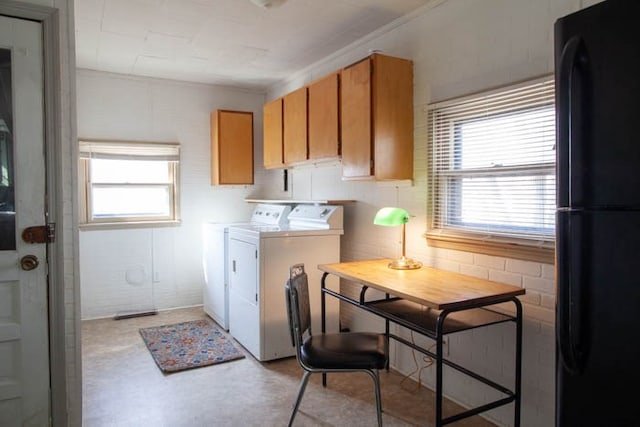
[0,2,68,426]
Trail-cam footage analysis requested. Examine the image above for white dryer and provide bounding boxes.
[202,204,290,330]
[227,204,343,361]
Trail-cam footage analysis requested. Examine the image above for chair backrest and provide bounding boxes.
[285,263,312,356]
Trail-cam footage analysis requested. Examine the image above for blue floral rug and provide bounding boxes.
[139,319,244,373]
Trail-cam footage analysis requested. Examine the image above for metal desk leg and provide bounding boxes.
[385,292,390,372]
[514,297,523,427]
[321,272,328,387]
[435,312,447,427]
[385,318,390,372]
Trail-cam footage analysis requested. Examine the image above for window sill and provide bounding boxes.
[425,231,555,264]
[79,219,181,231]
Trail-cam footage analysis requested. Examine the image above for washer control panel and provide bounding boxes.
[249,204,291,226]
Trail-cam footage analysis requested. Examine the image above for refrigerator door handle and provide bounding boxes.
[557,36,587,208]
[557,211,587,374]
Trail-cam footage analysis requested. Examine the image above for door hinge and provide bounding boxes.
[255,250,258,259]
[22,223,55,244]
[255,293,258,302]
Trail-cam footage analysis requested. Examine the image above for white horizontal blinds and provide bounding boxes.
[429,78,555,242]
[79,140,180,161]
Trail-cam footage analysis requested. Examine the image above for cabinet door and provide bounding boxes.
[308,72,340,160]
[211,110,254,185]
[263,98,284,169]
[283,86,308,164]
[341,58,373,179]
[372,54,414,181]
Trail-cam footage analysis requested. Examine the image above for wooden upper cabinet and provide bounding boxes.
[308,72,340,160]
[263,98,284,169]
[341,58,372,178]
[341,54,414,180]
[210,110,254,185]
[283,86,308,164]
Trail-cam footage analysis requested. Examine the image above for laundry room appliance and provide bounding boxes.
[202,204,291,330]
[227,204,343,361]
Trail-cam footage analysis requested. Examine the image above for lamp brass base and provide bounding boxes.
[388,256,422,270]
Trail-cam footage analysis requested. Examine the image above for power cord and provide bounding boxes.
[400,330,439,391]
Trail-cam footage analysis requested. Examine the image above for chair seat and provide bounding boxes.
[300,332,387,370]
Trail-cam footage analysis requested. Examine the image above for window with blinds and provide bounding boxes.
[427,78,555,256]
[79,140,180,225]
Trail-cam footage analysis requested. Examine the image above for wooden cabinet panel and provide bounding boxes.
[341,54,413,181]
[308,72,340,160]
[283,87,308,164]
[211,110,254,185]
[263,98,284,169]
[340,58,372,178]
[372,54,414,180]
[262,53,413,177]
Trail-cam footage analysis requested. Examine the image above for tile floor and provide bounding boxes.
[82,306,498,426]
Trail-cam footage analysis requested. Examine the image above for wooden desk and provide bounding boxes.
[318,259,524,427]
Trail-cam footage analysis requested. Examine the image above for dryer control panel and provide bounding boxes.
[288,205,343,230]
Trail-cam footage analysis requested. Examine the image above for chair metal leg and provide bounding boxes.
[365,369,383,427]
[288,370,312,427]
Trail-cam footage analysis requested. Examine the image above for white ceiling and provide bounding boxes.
[74,0,432,90]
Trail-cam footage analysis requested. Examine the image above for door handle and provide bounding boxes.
[20,255,39,271]
[558,36,588,207]
[557,211,588,374]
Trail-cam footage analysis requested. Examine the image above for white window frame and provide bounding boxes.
[78,140,181,227]
[427,77,555,263]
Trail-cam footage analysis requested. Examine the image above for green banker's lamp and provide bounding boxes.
[373,207,422,270]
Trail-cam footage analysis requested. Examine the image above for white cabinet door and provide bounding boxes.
[228,236,259,358]
[228,237,257,305]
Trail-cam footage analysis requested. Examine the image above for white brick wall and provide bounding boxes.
[76,70,265,319]
[256,1,609,425]
[66,1,609,426]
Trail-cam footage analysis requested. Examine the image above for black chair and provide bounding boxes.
[284,263,388,427]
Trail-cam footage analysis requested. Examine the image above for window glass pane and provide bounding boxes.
[455,106,555,169]
[91,158,170,184]
[0,48,15,250]
[447,174,556,236]
[92,186,171,218]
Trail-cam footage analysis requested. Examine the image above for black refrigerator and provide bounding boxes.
[555,1,640,426]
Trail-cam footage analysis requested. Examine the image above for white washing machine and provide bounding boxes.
[202,204,291,330]
[227,204,343,361]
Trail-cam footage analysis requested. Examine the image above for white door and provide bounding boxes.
[0,16,49,426]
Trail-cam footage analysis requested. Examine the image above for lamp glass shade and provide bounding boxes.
[373,207,408,226]
[373,207,422,270]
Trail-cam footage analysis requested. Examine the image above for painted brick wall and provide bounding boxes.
[76,70,264,319]
[69,1,608,426]
[257,1,603,425]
